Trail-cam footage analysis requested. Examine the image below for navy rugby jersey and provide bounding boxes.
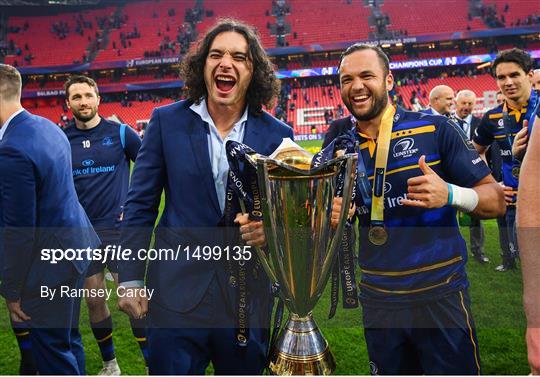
[474,91,539,191]
[64,118,141,228]
[473,103,522,190]
[349,107,491,306]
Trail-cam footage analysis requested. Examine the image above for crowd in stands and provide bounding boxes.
[2,6,117,66]
[2,0,538,67]
[93,0,200,62]
[271,62,503,134]
[2,0,537,138]
[272,0,290,17]
[15,62,504,137]
[476,1,540,28]
[108,89,183,109]
[141,22,195,58]
[50,21,70,39]
[478,2,506,27]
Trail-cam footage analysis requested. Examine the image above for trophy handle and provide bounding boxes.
[254,246,279,286]
[312,157,357,296]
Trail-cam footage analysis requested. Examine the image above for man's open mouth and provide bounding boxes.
[215,75,236,92]
[352,94,371,104]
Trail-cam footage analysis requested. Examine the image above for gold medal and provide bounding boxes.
[366,105,395,247]
[512,166,520,179]
[368,225,388,246]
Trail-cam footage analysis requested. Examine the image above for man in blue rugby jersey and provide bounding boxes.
[63,75,145,375]
[473,48,538,272]
[328,44,504,375]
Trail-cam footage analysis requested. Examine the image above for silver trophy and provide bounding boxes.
[250,140,357,375]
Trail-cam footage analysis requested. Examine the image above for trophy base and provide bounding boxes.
[268,313,336,375]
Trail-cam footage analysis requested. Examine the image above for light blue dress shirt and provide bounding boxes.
[190,99,247,213]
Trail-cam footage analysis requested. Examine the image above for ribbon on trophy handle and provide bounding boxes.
[225,141,279,285]
[222,142,263,347]
[311,133,361,319]
[224,141,282,350]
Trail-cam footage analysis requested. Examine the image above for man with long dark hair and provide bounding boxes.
[117,19,293,374]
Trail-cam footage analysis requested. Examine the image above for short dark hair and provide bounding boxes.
[180,18,280,114]
[64,75,99,99]
[0,63,22,101]
[491,48,533,77]
[338,43,390,76]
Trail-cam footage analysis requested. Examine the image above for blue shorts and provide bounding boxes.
[362,290,481,375]
[86,228,120,277]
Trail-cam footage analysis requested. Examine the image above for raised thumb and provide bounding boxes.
[419,155,434,175]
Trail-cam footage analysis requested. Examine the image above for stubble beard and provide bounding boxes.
[351,92,388,121]
[73,108,97,123]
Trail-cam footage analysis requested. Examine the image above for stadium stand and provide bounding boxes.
[14,69,511,135]
[280,72,500,133]
[23,72,179,89]
[20,72,496,136]
[4,6,116,67]
[2,0,538,135]
[482,0,540,27]
[94,0,195,62]
[380,0,486,35]
[286,0,371,46]
[287,58,340,70]
[285,85,341,134]
[196,0,275,48]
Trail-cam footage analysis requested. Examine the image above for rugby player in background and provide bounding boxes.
[64,75,144,375]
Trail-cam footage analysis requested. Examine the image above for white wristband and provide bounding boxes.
[447,184,479,213]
